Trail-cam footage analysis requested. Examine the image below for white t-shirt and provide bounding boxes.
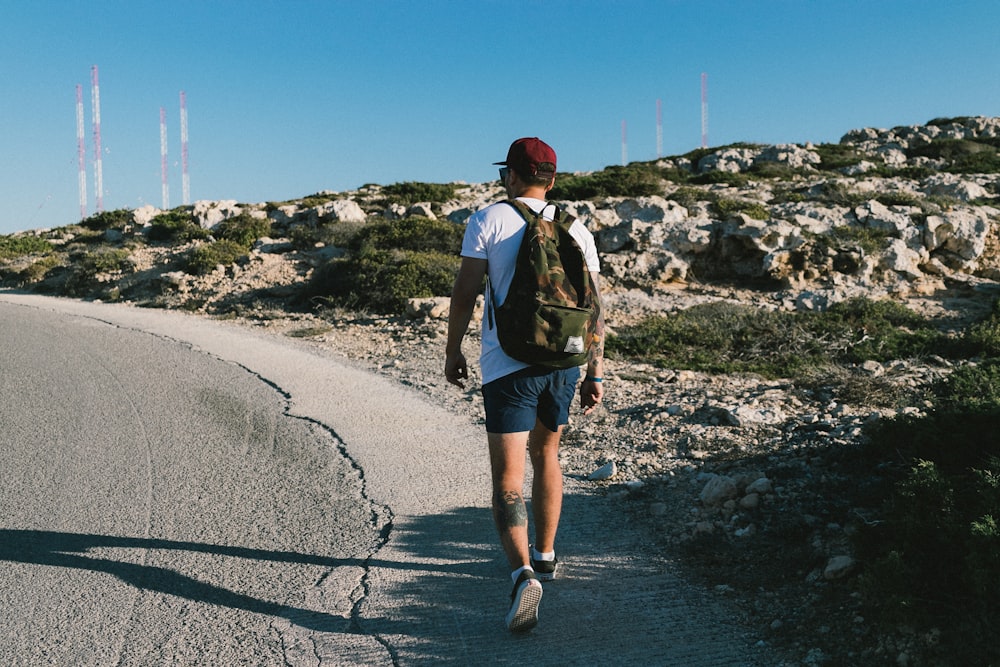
[461,197,601,385]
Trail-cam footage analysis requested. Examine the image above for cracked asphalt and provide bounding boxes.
[1,292,770,666]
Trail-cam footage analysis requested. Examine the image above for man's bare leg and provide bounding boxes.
[528,419,563,554]
[488,431,531,570]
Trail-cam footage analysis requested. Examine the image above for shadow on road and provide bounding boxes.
[1,488,762,666]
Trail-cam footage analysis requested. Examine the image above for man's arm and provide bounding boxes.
[580,271,605,414]
[445,257,488,388]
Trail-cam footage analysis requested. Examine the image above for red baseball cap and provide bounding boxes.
[494,137,557,178]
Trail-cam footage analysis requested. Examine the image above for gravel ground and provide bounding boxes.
[217,282,976,667]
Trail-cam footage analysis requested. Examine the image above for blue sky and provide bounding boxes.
[2,0,999,235]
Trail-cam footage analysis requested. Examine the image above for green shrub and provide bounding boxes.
[302,216,464,313]
[185,239,247,275]
[349,216,463,254]
[826,225,891,255]
[607,297,961,378]
[80,209,132,231]
[874,191,923,208]
[712,198,769,220]
[297,192,339,209]
[813,143,869,171]
[381,182,458,205]
[813,181,871,207]
[19,255,62,283]
[215,213,272,248]
[856,382,1000,665]
[965,298,1000,357]
[0,235,53,259]
[687,171,750,187]
[667,186,709,210]
[307,249,460,311]
[148,210,209,243]
[606,302,829,378]
[906,138,1000,174]
[77,247,133,275]
[549,165,663,200]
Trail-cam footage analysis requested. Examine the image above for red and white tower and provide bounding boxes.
[91,65,104,212]
[180,91,190,205]
[76,84,87,219]
[160,107,169,209]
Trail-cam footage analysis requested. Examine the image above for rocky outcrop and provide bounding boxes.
[4,117,999,319]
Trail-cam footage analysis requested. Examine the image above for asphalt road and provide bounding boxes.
[0,292,770,666]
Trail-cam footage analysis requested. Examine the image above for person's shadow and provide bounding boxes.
[1,528,368,633]
[0,511,495,637]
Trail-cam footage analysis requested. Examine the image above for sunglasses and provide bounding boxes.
[498,167,510,182]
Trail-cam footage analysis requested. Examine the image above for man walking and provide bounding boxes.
[445,137,605,632]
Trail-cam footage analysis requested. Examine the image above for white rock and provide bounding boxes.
[699,475,738,506]
[588,461,618,481]
[823,555,856,580]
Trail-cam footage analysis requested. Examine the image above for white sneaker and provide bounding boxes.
[505,570,542,632]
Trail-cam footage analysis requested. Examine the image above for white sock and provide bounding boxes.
[511,565,534,583]
[531,547,555,562]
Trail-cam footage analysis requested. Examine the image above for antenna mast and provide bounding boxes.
[701,72,708,148]
[621,119,628,166]
[76,84,87,219]
[91,65,104,212]
[180,91,190,205]
[656,98,663,158]
[160,107,169,209]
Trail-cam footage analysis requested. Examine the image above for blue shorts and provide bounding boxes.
[481,367,580,434]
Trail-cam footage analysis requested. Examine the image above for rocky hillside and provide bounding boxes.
[3,116,1000,666]
[3,116,999,323]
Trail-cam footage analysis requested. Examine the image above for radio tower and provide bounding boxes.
[76,84,87,219]
[656,99,663,158]
[621,119,628,166]
[160,107,169,209]
[91,65,104,212]
[180,91,190,205]
[701,72,709,148]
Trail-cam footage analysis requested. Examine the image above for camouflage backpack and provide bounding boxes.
[488,199,596,369]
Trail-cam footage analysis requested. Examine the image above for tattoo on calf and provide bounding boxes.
[495,490,528,528]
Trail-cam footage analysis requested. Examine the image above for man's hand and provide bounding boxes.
[445,352,469,388]
[580,377,604,415]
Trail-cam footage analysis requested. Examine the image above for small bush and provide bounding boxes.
[607,297,961,378]
[80,209,132,231]
[215,213,272,248]
[148,210,209,243]
[712,198,769,220]
[687,171,750,187]
[606,302,829,378]
[185,239,247,275]
[77,247,133,275]
[549,166,663,200]
[349,216,463,254]
[827,225,891,255]
[813,181,871,207]
[667,186,709,210]
[307,249,460,312]
[381,182,458,205]
[19,255,62,283]
[302,215,465,313]
[814,143,869,171]
[907,138,1000,174]
[0,235,53,259]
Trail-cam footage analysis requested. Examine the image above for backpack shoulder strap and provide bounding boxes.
[503,199,576,229]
